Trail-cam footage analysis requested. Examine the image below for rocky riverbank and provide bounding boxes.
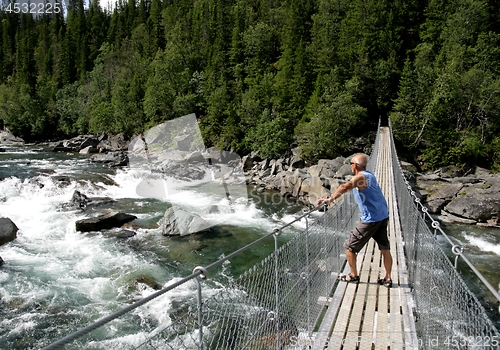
[408,164,500,227]
[1,128,499,230]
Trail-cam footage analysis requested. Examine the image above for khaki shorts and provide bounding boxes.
[344,218,390,253]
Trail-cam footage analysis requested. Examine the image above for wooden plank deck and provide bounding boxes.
[312,127,418,349]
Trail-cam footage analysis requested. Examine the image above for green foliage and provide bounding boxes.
[248,113,291,159]
[56,81,87,135]
[89,101,113,133]
[392,0,500,169]
[296,77,366,161]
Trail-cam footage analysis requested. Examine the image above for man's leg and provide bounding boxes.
[343,221,378,280]
[380,249,392,280]
[346,249,358,277]
[372,218,392,283]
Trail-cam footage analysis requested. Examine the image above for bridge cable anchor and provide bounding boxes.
[451,245,464,269]
[193,266,209,280]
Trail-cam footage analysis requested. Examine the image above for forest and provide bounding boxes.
[0,0,499,171]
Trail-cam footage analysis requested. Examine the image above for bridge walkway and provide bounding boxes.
[312,127,419,349]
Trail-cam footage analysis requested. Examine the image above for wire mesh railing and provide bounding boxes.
[42,193,359,350]
[388,120,500,348]
[132,196,360,350]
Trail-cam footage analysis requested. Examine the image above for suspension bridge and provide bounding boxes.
[43,123,500,349]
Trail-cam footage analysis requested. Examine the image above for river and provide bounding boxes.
[0,145,499,348]
[0,145,308,349]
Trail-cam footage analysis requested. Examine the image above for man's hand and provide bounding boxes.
[317,198,331,205]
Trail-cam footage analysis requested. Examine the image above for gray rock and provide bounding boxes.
[203,147,223,163]
[400,161,417,174]
[258,159,270,171]
[76,211,137,232]
[416,171,500,224]
[64,190,115,211]
[424,183,464,213]
[259,168,271,178]
[46,141,72,152]
[335,164,353,178]
[269,160,278,176]
[0,129,24,145]
[289,156,305,169]
[318,158,344,175]
[79,146,98,154]
[241,155,254,171]
[186,151,206,163]
[438,166,463,178]
[157,160,206,181]
[418,173,443,181]
[0,218,18,246]
[475,167,491,176]
[205,205,220,214]
[0,256,3,266]
[438,211,477,225]
[98,133,129,152]
[442,176,481,184]
[52,175,72,187]
[105,229,137,238]
[71,190,89,209]
[79,136,99,150]
[90,151,129,167]
[278,169,307,197]
[47,135,100,152]
[443,187,500,222]
[307,164,321,178]
[298,176,331,206]
[161,207,210,236]
[173,134,192,151]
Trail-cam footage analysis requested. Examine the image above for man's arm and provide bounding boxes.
[317,173,366,205]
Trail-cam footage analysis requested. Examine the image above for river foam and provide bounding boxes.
[0,149,306,348]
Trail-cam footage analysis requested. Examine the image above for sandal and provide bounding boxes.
[338,274,360,283]
[377,278,392,288]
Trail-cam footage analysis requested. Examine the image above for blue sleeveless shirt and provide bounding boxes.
[353,170,389,223]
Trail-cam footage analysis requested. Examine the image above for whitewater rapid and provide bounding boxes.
[0,147,307,348]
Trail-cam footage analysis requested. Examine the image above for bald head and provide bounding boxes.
[351,154,368,169]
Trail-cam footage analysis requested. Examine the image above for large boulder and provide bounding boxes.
[46,135,99,152]
[90,151,129,167]
[63,190,115,211]
[173,134,193,151]
[79,146,98,154]
[298,176,331,206]
[0,129,24,145]
[424,183,464,213]
[416,171,500,224]
[156,160,206,181]
[75,211,137,232]
[161,207,210,236]
[63,135,99,152]
[278,169,307,197]
[335,164,353,178]
[316,158,344,177]
[97,133,129,152]
[0,217,18,245]
[443,185,500,222]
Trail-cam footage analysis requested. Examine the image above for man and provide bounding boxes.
[317,154,393,288]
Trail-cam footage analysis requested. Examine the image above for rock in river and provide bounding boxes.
[0,217,18,246]
[161,207,211,236]
[75,211,137,232]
